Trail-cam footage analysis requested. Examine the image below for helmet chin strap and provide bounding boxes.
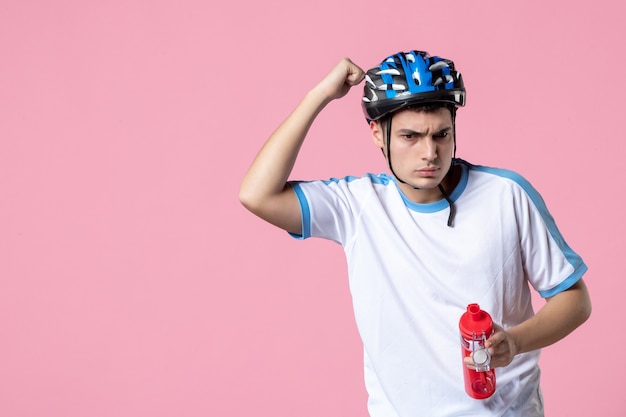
[384,110,457,227]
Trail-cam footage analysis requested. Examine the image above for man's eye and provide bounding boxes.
[434,132,449,139]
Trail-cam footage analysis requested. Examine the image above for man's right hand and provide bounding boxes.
[315,57,366,103]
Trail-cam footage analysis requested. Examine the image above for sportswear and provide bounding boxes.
[288,159,587,417]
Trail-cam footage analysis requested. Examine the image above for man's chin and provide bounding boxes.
[405,177,444,189]
[396,178,444,194]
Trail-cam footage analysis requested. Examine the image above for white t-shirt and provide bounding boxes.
[289,159,587,417]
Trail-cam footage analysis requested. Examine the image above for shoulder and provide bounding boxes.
[461,160,539,195]
[290,172,398,207]
[292,172,395,192]
[323,172,394,186]
[460,160,553,219]
[462,160,527,183]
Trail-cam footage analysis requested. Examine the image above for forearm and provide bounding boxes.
[508,280,591,354]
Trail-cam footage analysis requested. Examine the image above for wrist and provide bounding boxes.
[308,83,335,106]
[505,326,524,356]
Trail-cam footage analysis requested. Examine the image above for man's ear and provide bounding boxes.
[370,120,385,149]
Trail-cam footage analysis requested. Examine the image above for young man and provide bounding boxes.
[239,50,591,416]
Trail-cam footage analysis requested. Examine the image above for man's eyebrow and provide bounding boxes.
[397,126,453,135]
[397,128,423,135]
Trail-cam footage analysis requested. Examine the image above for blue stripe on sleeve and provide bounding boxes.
[288,182,310,240]
[539,264,588,298]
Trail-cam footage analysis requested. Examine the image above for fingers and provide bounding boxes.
[485,323,505,349]
[463,356,476,370]
[462,325,517,370]
[315,57,366,101]
[343,58,365,86]
[485,325,518,368]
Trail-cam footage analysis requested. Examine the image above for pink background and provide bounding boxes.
[1,1,623,416]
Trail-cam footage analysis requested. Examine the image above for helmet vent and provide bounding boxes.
[412,70,422,85]
[376,68,401,76]
[377,83,406,91]
[433,75,454,86]
[429,61,449,71]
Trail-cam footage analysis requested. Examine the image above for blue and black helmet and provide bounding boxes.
[362,50,466,122]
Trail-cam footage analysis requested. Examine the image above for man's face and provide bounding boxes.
[370,107,455,203]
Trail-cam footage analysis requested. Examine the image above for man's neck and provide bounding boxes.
[397,164,461,204]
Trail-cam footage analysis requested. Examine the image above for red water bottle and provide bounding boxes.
[459,303,496,399]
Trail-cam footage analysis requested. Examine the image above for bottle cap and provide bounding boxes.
[459,303,493,338]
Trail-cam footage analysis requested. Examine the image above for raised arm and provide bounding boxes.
[238,58,365,235]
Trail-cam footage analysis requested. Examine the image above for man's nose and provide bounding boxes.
[421,137,437,161]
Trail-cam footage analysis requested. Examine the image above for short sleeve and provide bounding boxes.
[511,173,588,298]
